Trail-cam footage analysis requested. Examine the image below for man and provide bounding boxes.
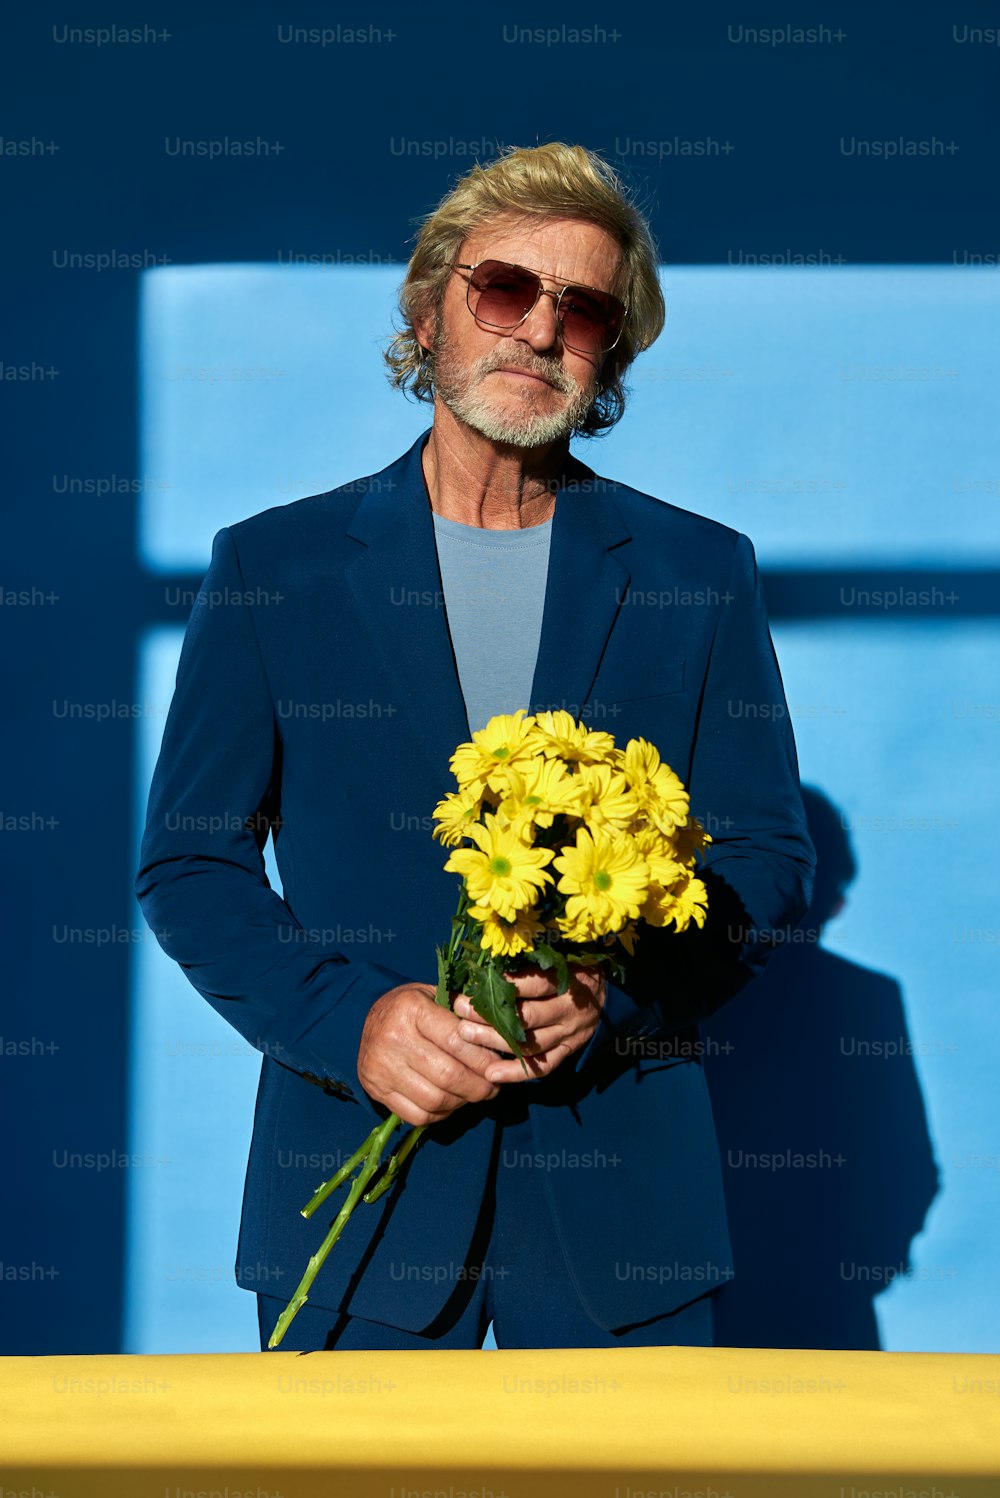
[135,142,816,1352]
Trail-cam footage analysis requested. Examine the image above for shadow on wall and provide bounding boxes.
[701,786,941,1351]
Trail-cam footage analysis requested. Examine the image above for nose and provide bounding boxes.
[512,287,562,354]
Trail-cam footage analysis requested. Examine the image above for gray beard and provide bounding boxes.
[431,330,599,447]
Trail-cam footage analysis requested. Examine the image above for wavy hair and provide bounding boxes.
[382,142,665,437]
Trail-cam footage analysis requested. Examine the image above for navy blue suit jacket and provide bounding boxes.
[135,428,816,1333]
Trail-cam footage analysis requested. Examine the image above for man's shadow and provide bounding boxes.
[700,787,941,1350]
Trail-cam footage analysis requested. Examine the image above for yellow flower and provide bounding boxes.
[532,710,617,766]
[643,873,709,932]
[431,784,485,847]
[575,762,640,835]
[552,827,650,941]
[671,816,712,866]
[468,903,546,959]
[494,756,583,833]
[634,824,687,887]
[623,738,689,834]
[444,813,553,920]
[672,875,708,930]
[449,710,542,794]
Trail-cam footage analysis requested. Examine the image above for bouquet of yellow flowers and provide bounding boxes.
[266,709,709,1348]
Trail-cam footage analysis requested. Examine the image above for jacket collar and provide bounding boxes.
[343,427,633,788]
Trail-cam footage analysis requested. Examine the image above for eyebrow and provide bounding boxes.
[477,257,615,298]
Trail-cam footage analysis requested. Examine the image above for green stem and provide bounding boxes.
[362,1121,427,1203]
[300,1123,397,1220]
[267,1112,400,1349]
[364,895,468,1205]
[268,888,473,1348]
[443,886,469,990]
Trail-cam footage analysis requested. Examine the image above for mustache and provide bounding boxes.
[475,350,576,393]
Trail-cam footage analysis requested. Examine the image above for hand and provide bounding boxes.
[453,964,607,1083]
[357,982,502,1127]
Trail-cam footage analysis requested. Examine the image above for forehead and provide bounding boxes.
[458,212,622,291]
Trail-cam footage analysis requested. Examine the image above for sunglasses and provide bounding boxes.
[451,258,627,356]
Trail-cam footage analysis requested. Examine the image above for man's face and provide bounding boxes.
[416,214,623,448]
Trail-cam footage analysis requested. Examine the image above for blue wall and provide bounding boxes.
[121,265,997,1354]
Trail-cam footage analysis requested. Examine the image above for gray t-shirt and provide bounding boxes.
[431,510,553,735]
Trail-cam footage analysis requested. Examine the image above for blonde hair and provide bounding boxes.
[383,142,665,437]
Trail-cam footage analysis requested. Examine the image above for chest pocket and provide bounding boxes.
[598,657,687,705]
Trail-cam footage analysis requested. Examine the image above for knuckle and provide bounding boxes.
[423,1091,450,1119]
[390,1094,426,1127]
[431,1053,463,1090]
[425,1078,458,1114]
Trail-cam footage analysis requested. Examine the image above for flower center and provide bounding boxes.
[490,856,512,877]
[593,870,612,891]
[525,795,542,806]
[492,746,510,760]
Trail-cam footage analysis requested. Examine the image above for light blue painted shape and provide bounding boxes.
[129,262,999,1354]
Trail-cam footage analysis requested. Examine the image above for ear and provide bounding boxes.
[412,305,437,357]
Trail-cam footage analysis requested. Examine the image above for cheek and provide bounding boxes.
[567,355,602,391]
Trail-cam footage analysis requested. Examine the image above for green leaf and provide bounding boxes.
[524,941,570,995]
[568,950,628,987]
[463,961,526,1059]
[434,945,453,1007]
[603,953,628,986]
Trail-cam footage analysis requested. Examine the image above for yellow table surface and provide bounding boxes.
[2,1345,998,1498]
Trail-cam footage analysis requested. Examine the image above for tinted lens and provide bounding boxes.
[467,260,625,353]
[558,287,624,354]
[468,261,540,327]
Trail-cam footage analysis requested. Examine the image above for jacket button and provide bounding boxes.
[322,1076,355,1100]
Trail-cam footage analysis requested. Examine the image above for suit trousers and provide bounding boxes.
[257,1089,717,1352]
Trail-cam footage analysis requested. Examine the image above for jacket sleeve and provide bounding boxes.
[570,530,817,1078]
[134,525,409,1122]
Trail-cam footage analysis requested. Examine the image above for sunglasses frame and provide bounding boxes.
[451,258,628,355]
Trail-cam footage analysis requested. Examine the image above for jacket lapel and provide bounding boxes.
[343,429,633,787]
[528,460,632,719]
[344,431,471,791]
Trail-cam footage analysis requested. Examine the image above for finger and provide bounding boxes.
[413,1002,508,1079]
[393,1057,481,1110]
[376,1079,466,1128]
[513,994,576,1033]
[483,1042,573,1084]
[453,998,571,1051]
[380,1088,456,1128]
[404,1047,502,1112]
[505,971,559,999]
[518,1023,575,1053]
[459,1008,574,1048]
[452,990,557,1024]
[455,989,574,1033]
[455,1000,562,1048]
[455,1016,561,1058]
[381,1065,496,1127]
[452,997,501,1025]
[455,1019,518,1055]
